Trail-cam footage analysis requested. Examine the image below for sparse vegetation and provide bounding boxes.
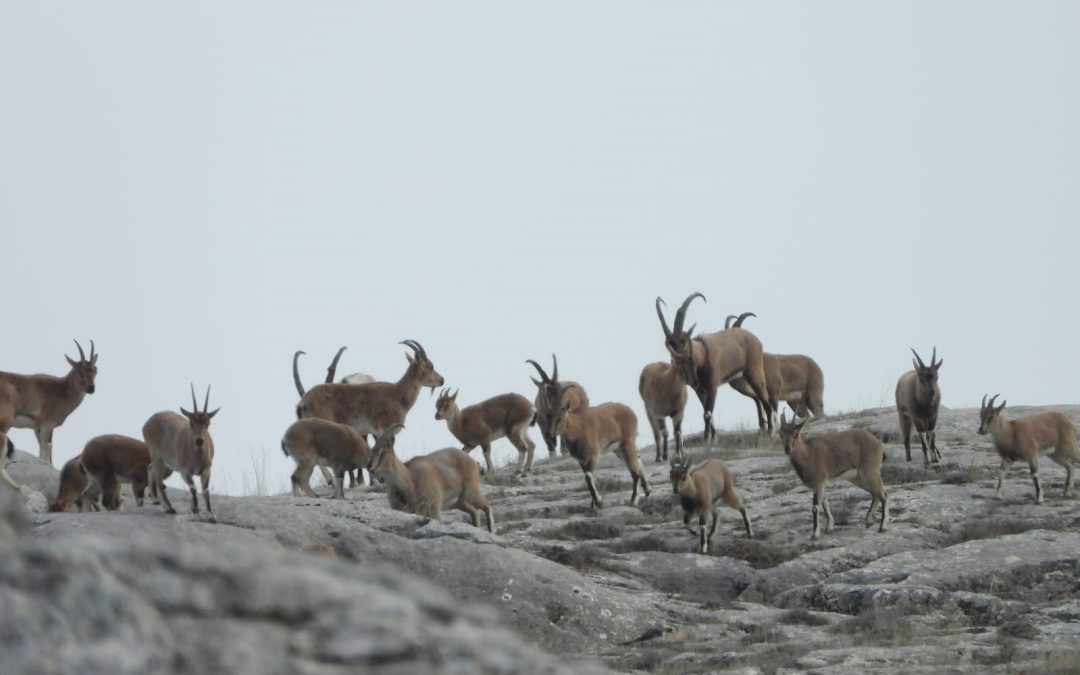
[556,518,623,540]
[536,543,607,572]
[831,606,916,647]
[779,608,832,626]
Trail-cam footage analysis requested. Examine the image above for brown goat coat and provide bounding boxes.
[639,362,687,462]
[80,434,154,510]
[671,458,752,553]
[436,392,536,474]
[282,418,370,499]
[534,381,588,456]
[781,424,888,539]
[555,402,650,509]
[50,455,96,512]
[730,353,825,424]
[895,362,942,466]
[979,405,1079,503]
[371,445,494,532]
[143,410,217,522]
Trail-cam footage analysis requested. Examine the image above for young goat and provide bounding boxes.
[638,361,687,462]
[434,389,536,476]
[778,412,888,539]
[670,456,752,553]
[368,426,494,532]
[49,455,101,512]
[297,340,444,438]
[528,355,589,457]
[80,434,157,510]
[143,385,219,523]
[978,395,1080,504]
[0,340,98,465]
[657,295,773,438]
[895,347,943,466]
[281,418,370,499]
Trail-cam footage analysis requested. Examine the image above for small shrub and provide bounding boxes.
[830,606,915,647]
[537,543,607,572]
[941,465,984,485]
[722,538,801,569]
[556,518,623,541]
[779,608,831,627]
[999,617,1039,640]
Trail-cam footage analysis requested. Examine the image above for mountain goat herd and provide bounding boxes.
[2,293,1077,553]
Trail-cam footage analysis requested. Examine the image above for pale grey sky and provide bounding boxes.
[3,3,1078,494]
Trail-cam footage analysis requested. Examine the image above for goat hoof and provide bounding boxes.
[165,507,177,515]
[207,515,218,524]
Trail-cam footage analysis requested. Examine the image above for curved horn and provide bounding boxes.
[911,348,927,370]
[400,339,427,358]
[656,297,673,339]
[988,394,1000,409]
[673,292,706,335]
[203,385,211,414]
[725,314,736,329]
[930,346,940,369]
[981,394,988,409]
[551,354,559,384]
[292,351,306,397]
[73,339,87,362]
[88,339,96,361]
[526,359,552,384]
[325,346,347,384]
[190,383,199,412]
[733,312,756,328]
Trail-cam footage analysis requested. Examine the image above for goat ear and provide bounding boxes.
[91,353,99,365]
[912,359,920,371]
[180,407,193,419]
[997,400,1007,412]
[933,359,943,371]
[405,354,415,364]
[66,355,77,367]
[530,377,542,388]
[207,408,221,419]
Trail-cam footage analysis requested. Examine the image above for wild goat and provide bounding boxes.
[323,346,377,384]
[656,295,773,439]
[434,389,537,475]
[778,412,888,539]
[281,418,370,499]
[368,426,494,532]
[528,355,589,456]
[0,339,98,465]
[297,340,444,438]
[670,456,752,553]
[80,434,158,510]
[638,361,687,462]
[49,455,102,512]
[895,347,943,466]
[529,355,650,507]
[978,395,1080,504]
[143,385,219,523]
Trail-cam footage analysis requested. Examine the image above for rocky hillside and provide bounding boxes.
[4,405,1080,673]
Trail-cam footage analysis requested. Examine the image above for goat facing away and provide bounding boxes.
[434,388,537,476]
[978,395,1080,504]
[0,339,98,465]
[638,361,687,462]
[670,456,752,553]
[368,426,495,532]
[528,355,589,457]
[656,294,773,439]
[143,385,219,523]
[779,412,888,539]
[895,347,943,466]
[281,417,370,499]
[80,434,161,510]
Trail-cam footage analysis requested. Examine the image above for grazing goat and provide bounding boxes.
[0,340,98,465]
[978,395,1080,504]
[528,355,589,457]
[551,398,651,509]
[281,417,370,499]
[779,412,888,539]
[656,295,773,439]
[80,434,157,510]
[670,456,752,553]
[434,389,537,476]
[49,455,101,512]
[368,427,494,532]
[638,361,687,462]
[297,340,444,437]
[895,347,943,466]
[143,385,219,523]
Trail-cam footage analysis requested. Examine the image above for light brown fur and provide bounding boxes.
[143,386,219,523]
[895,348,944,466]
[638,361,687,462]
[779,413,888,539]
[0,340,98,466]
[49,455,102,513]
[435,390,536,475]
[529,355,589,456]
[281,418,370,499]
[731,353,825,427]
[670,457,752,553]
[296,340,444,439]
[978,395,1080,504]
[552,401,651,509]
[369,431,494,532]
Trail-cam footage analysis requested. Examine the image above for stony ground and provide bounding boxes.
[4,405,1080,673]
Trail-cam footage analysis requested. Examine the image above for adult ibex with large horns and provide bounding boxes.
[656,294,772,440]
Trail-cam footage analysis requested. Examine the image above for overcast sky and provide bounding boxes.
[3,3,1077,495]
